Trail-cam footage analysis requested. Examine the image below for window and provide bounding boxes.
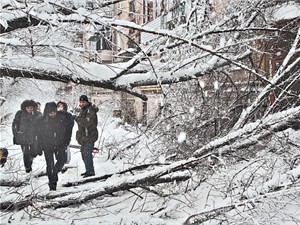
[129,28,135,35]
[96,36,112,51]
[117,1,122,14]
[129,0,135,12]
[147,1,153,22]
[86,1,94,9]
[128,39,136,48]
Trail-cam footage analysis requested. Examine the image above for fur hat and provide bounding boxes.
[21,100,36,110]
[79,95,89,102]
[44,102,57,115]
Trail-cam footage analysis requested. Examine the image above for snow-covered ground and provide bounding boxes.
[1,79,300,225]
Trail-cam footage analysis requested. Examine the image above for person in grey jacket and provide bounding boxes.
[75,95,98,178]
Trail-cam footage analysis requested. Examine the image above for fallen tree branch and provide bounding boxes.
[0,173,190,211]
[3,108,300,212]
[42,173,192,209]
[62,162,170,187]
[183,205,236,225]
[0,180,26,187]
[183,182,300,225]
[193,105,300,158]
[0,199,32,211]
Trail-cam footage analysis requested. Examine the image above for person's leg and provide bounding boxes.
[61,146,69,173]
[81,142,95,177]
[21,145,33,173]
[54,147,66,173]
[44,150,57,191]
[80,143,87,175]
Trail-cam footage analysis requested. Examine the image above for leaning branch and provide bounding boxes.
[193,105,300,158]
[0,67,149,101]
[233,27,300,129]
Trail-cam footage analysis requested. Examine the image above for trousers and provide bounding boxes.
[44,146,66,186]
[21,145,33,172]
[80,142,95,173]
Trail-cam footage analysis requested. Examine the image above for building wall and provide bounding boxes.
[91,86,163,125]
[114,0,144,51]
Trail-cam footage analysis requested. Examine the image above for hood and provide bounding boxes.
[44,102,57,116]
[91,105,99,113]
[89,104,99,113]
[82,102,99,113]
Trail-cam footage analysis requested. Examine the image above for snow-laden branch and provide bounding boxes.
[0,64,149,101]
[183,161,300,225]
[2,0,298,101]
[193,105,300,158]
[233,26,300,130]
[183,185,300,225]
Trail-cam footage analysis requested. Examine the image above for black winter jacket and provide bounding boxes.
[34,111,70,154]
[75,103,99,144]
[60,110,74,145]
[12,103,41,145]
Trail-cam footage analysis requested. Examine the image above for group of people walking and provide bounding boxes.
[12,95,99,191]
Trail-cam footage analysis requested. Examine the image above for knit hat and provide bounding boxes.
[79,95,89,102]
[44,102,57,115]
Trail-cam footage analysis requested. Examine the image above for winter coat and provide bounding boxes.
[12,101,42,145]
[60,110,74,145]
[75,103,99,144]
[57,101,75,145]
[34,111,70,154]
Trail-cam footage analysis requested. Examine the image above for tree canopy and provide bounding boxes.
[1,1,300,224]
[1,0,299,103]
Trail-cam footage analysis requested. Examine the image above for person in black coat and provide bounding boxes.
[75,95,99,178]
[34,102,71,191]
[57,101,74,165]
[12,100,42,173]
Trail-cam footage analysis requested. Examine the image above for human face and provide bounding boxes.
[57,103,64,111]
[79,101,89,108]
[48,111,57,118]
[25,106,34,113]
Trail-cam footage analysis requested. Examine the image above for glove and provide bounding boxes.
[30,151,37,158]
[37,149,43,156]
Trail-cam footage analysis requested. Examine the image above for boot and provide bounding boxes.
[49,182,57,191]
[83,171,95,178]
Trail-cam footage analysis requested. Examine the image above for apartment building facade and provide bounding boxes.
[57,1,300,123]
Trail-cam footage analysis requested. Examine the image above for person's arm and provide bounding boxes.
[12,111,21,136]
[75,109,97,128]
[32,117,43,156]
[65,113,75,145]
